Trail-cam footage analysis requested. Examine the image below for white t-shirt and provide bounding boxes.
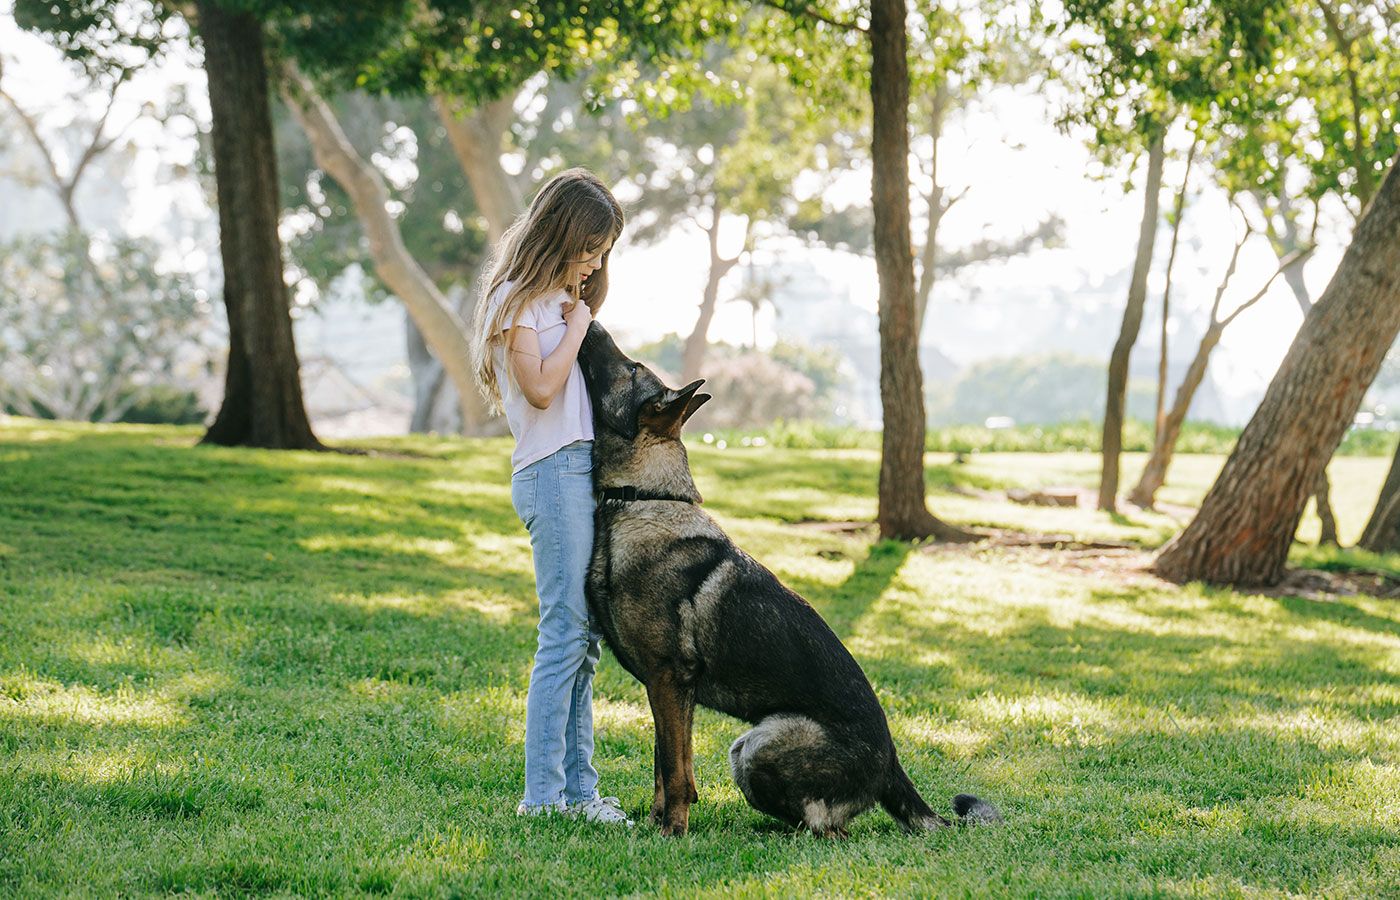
[489,285,594,473]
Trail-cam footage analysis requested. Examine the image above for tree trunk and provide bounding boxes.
[197,2,322,450]
[1098,132,1165,510]
[1313,472,1339,546]
[405,309,447,434]
[280,64,494,434]
[1358,440,1400,551]
[913,82,949,337]
[1155,139,1194,441]
[434,93,523,245]
[681,205,742,384]
[1128,323,1222,508]
[870,0,975,543]
[1153,153,1400,586]
[1258,192,1340,544]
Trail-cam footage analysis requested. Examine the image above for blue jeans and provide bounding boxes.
[511,440,603,807]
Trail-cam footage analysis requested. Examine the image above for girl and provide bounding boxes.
[470,168,631,825]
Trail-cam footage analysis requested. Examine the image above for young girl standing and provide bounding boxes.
[470,168,631,825]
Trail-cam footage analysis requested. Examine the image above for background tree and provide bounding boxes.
[0,30,210,425]
[193,0,323,448]
[1153,152,1400,586]
[620,51,842,385]
[1127,206,1311,509]
[13,0,407,449]
[0,232,208,422]
[738,0,1050,541]
[1057,0,1289,511]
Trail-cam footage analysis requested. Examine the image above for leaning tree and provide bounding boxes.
[1153,152,1400,586]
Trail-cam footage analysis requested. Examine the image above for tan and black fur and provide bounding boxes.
[578,322,1000,836]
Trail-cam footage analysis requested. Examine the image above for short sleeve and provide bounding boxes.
[512,298,542,332]
[486,283,541,335]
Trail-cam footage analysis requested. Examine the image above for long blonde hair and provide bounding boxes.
[471,167,625,412]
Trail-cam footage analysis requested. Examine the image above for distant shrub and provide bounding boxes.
[110,385,207,426]
[689,416,1398,458]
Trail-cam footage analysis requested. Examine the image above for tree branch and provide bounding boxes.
[1219,246,1315,328]
[761,0,867,33]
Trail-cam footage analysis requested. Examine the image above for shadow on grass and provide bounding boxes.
[4,425,1400,898]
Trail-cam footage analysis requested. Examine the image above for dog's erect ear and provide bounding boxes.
[681,389,710,426]
[639,380,704,436]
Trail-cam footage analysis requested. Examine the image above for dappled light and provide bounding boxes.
[3,422,1398,896]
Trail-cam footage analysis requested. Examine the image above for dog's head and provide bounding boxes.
[578,321,711,498]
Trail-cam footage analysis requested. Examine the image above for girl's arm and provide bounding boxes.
[505,299,592,409]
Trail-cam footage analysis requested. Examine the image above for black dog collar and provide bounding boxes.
[600,486,695,504]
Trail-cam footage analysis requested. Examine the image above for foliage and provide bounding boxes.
[0,230,210,423]
[273,90,490,305]
[1211,0,1400,249]
[109,384,208,425]
[1,420,1398,897]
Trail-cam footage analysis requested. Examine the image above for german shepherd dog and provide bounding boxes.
[577,322,1000,837]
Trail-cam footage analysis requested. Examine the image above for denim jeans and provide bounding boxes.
[511,440,603,807]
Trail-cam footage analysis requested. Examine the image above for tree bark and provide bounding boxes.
[1153,153,1400,586]
[280,64,494,434]
[1128,323,1222,508]
[1313,472,1339,546]
[1098,131,1165,510]
[1358,441,1400,551]
[680,204,742,384]
[197,2,322,450]
[434,92,523,246]
[870,0,975,543]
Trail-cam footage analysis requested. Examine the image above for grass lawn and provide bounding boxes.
[1,418,1398,899]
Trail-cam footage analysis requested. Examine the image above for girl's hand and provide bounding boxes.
[563,296,592,330]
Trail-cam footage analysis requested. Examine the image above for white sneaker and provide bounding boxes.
[567,795,634,826]
[516,798,567,817]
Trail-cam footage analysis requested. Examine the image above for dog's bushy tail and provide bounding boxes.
[880,764,950,832]
[881,764,1003,832]
[953,792,1003,824]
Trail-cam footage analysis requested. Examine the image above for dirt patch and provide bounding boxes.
[788,518,1400,600]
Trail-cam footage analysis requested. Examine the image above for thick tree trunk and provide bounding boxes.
[870,0,975,543]
[1098,132,1165,510]
[1128,323,1222,508]
[280,65,494,434]
[197,2,322,450]
[1154,154,1400,585]
[681,205,741,384]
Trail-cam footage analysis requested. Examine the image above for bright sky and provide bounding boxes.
[0,3,1360,421]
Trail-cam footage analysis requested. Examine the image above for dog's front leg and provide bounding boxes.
[646,672,697,836]
[649,741,665,826]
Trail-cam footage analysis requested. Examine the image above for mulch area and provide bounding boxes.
[789,486,1400,602]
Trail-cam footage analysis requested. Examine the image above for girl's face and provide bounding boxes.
[568,237,613,293]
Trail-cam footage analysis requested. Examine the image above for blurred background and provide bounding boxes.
[0,0,1392,442]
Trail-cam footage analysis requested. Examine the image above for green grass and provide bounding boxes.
[2,418,1399,899]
